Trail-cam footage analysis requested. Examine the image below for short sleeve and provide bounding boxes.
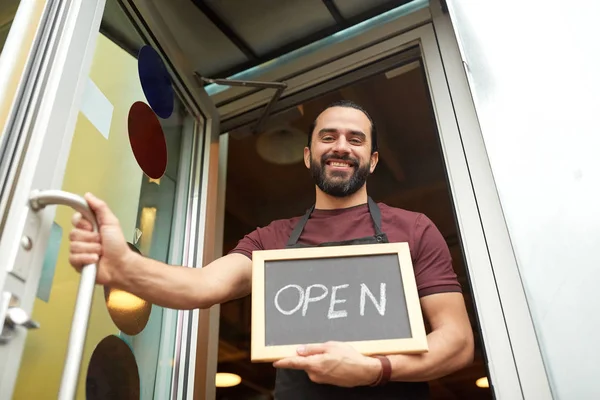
[412,214,461,297]
[229,229,264,259]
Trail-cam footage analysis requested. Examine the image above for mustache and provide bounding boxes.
[320,153,359,166]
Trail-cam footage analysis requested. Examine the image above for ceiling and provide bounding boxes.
[101,0,417,80]
[218,62,493,399]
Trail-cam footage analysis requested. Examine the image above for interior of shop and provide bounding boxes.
[216,59,493,400]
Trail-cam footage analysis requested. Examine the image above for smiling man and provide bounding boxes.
[68,100,474,399]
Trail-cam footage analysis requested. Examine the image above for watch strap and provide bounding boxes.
[369,355,392,386]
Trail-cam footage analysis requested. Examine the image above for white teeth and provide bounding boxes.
[330,162,350,167]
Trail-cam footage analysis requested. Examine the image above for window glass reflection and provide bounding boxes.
[0,0,19,56]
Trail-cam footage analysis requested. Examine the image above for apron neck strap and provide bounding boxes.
[286,197,383,246]
[368,196,384,235]
[286,204,314,246]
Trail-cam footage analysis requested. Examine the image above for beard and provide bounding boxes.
[309,152,371,198]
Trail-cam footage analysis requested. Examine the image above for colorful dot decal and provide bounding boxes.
[125,44,174,179]
[138,45,174,119]
[94,45,175,395]
[86,335,140,400]
[127,101,168,179]
[103,243,151,336]
[86,41,177,396]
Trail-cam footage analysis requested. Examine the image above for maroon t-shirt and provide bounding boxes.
[230,202,461,297]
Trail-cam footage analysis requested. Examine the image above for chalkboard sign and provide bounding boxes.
[251,242,428,362]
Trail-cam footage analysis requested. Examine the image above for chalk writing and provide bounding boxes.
[328,284,348,319]
[273,284,304,315]
[360,283,386,316]
[303,284,328,316]
[274,283,386,318]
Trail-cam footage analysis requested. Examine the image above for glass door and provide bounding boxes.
[0,0,220,399]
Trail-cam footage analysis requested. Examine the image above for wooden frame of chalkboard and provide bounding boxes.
[251,242,428,362]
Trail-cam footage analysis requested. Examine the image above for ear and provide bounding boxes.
[369,152,379,173]
[304,147,311,169]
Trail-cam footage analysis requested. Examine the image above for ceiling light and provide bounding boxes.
[256,125,305,165]
[476,377,489,388]
[215,372,241,388]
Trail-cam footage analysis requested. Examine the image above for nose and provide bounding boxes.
[331,135,351,154]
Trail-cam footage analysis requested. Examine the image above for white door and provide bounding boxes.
[0,0,221,399]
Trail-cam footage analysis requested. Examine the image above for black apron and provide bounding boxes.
[273,197,430,400]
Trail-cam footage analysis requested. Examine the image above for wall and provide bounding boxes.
[447,1,600,398]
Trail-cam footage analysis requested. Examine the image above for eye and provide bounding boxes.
[321,135,335,142]
[349,137,363,144]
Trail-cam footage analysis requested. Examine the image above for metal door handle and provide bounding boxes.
[29,190,99,400]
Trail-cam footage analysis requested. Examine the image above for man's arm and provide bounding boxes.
[382,213,474,381]
[115,252,252,310]
[69,193,252,310]
[387,291,474,382]
[273,291,474,386]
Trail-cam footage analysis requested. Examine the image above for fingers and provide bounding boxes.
[273,356,311,370]
[70,241,102,255]
[68,193,118,275]
[83,192,119,226]
[71,212,93,231]
[297,343,329,356]
[69,228,100,243]
[273,343,335,368]
[273,354,330,386]
[69,227,101,271]
[69,254,99,270]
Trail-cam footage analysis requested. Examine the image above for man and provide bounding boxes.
[69,100,474,399]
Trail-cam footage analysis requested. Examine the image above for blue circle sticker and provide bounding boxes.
[138,45,174,119]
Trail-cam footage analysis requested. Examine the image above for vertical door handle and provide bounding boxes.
[29,190,99,400]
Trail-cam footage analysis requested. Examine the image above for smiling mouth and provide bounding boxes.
[326,160,355,168]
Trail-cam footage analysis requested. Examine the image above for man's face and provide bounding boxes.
[304,106,378,198]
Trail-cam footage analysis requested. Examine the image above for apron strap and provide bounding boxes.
[286,205,314,246]
[287,197,384,246]
[367,196,384,236]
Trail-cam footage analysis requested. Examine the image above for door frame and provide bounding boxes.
[429,2,553,397]
[205,1,552,399]
[0,0,52,221]
[0,0,109,397]
[117,1,225,399]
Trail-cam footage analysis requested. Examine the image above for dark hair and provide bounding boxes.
[307,99,378,154]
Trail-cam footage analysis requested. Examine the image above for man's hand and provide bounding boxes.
[273,341,381,387]
[69,192,134,286]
